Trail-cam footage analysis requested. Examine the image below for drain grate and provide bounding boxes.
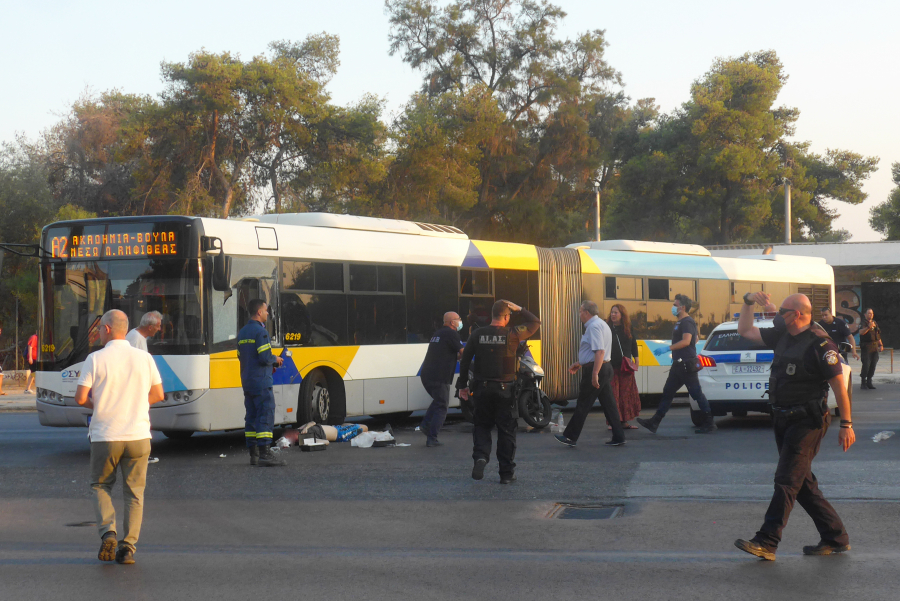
[546,503,622,519]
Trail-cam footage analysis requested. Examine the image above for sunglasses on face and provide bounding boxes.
[778,307,797,316]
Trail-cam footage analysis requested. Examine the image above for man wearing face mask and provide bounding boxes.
[734,292,854,561]
[418,311,464,447]
[637,294,716,434]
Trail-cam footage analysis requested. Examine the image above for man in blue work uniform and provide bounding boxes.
[418,311,464,447]
[734,292,854,561]
[239,299,285,467]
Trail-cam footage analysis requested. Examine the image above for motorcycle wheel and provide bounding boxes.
[518,388,552,428]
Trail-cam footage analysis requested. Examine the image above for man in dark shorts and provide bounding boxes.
[418,312,464,447]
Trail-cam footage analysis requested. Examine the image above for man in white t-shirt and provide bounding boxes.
[125,311,162,352]
[76,310,164,565]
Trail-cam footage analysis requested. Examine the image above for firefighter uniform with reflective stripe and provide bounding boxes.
[238,319,278,447]
[457,308,539,478]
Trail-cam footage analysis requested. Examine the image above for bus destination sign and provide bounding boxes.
[45,224,183,260]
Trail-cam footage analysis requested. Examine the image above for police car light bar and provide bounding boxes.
[731,312,777,321]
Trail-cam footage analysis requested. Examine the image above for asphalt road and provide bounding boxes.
[2,386,900,600]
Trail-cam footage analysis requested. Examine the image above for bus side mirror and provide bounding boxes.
[213,253,232,292]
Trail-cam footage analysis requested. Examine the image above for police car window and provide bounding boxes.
[704,331,768,352]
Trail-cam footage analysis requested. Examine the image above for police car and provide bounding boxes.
[692,315,849,425]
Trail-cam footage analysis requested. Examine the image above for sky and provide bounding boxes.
[2,0,897,241]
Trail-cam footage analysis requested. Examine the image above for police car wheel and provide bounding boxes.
[689,409,705,427]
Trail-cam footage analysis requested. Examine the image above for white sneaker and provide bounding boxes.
[25,390,34,394]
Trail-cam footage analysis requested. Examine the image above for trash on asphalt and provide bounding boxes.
[350,430,395,448]
[219,454,227,458]
[549,409,565,433]
[274,436,292,449]
[148,457,159,463]
[872,431,895,443]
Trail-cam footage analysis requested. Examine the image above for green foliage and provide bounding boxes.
[0,143,57,338]
[869,162,900,240]
[385,0,624,244]
[605,51,877,244]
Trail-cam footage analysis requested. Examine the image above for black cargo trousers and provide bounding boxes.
[471,381,518,477]
[755,400,849,550]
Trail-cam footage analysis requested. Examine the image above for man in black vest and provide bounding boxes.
[734,292,854,561]
[457,300,540,484]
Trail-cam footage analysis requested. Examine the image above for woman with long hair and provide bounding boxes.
[607,304,641,429]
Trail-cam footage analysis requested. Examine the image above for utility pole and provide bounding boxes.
[784,158,793,245]
[594,187,601,242]
[14,296,19,372]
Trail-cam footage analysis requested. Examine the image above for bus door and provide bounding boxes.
[235,275,287,423]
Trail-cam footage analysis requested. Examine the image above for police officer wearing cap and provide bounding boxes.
[238,299,285,467]
[734,292,854,561]
[457,300,540,484]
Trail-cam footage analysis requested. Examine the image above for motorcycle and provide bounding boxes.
[457,343,553,428]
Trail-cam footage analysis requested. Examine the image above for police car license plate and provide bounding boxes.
[732,365,766,374]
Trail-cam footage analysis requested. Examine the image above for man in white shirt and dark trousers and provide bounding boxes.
[76,310,165,565]
[125,311,162,352]
[555,300,626,447]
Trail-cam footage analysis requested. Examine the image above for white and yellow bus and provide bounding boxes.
[33,213,834,437]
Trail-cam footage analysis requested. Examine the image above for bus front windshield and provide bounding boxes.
[41,258,203,368]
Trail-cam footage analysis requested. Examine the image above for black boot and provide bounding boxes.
[695,413,717,434]
[868,378,876,390]
[249,445,259,466]
[637,413,663,434]
[257,444,286,467]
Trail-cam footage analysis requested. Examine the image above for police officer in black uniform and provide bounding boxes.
[238,299,285,467]
[457,300,540,484]
[734,292,854,561]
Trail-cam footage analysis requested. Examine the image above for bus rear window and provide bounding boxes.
[704,330,769,352]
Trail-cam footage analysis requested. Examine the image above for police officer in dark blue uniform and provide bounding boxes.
[456,300,540,484]
[734,292,855,561]
[418,311,464,447]
[238,299,285,467]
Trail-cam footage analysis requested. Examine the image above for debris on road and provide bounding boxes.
[872,431,895,443]
[148,457,159,463]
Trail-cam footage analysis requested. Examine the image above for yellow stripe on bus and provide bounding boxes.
[471,241,539,271]
[209,346,360,389]
[578,249,602,274]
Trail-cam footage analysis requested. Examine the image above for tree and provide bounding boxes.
[869,162,900,240]
[605,51,877,244]
[386,0,623,243]
[0,142,60,343]
[158,48,330,217]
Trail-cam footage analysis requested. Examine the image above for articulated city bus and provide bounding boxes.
[32,213,834,436]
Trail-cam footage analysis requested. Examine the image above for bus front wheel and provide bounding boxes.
[298,368,345,425]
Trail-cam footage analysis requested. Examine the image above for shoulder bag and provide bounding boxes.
[614,329,637,374]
